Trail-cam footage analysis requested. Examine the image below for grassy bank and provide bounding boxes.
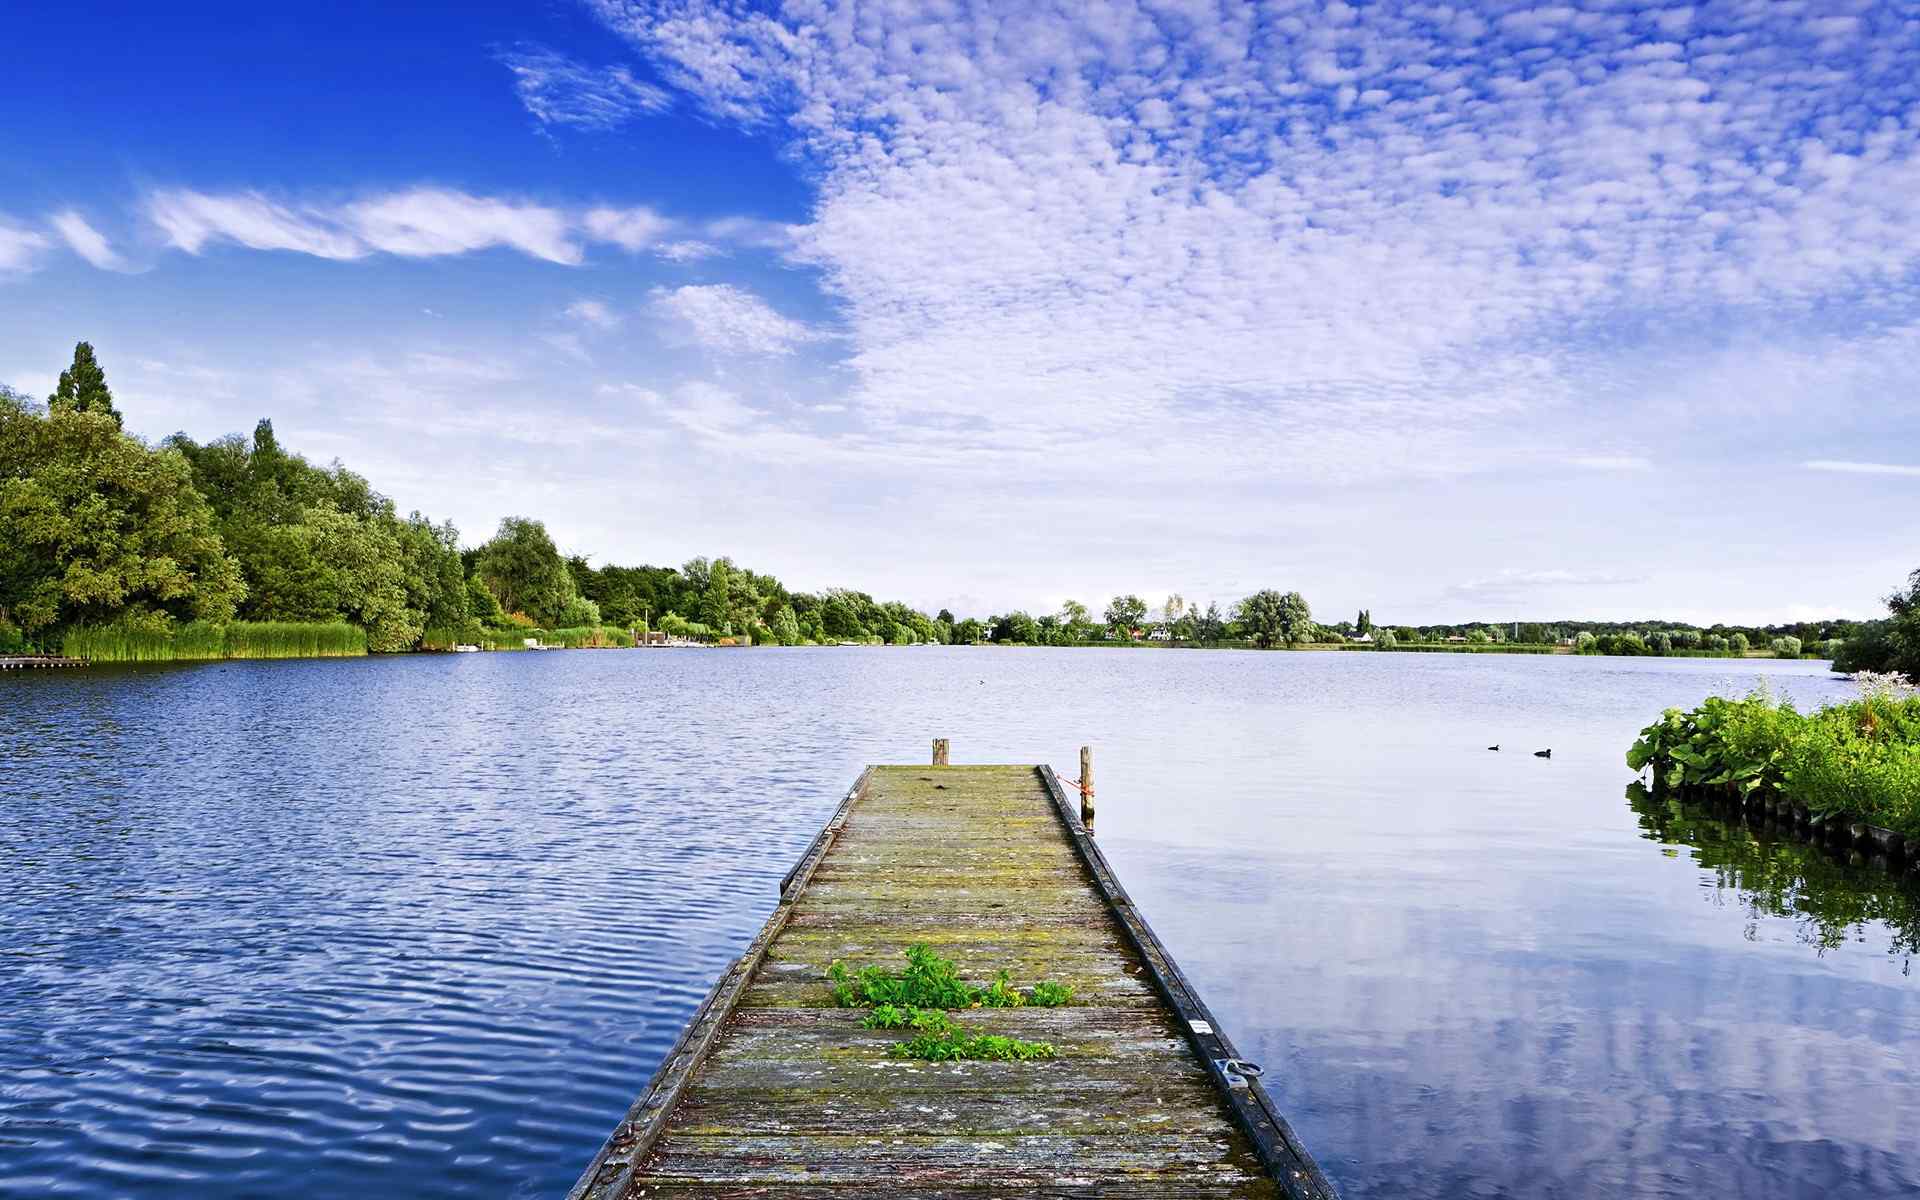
[1628,680,1920,838]
[63,621,367,662]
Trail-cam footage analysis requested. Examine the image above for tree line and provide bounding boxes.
[0,342,948,653]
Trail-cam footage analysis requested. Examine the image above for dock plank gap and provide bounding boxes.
[568,758,1338,1198]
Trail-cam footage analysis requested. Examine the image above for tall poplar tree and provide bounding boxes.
[48,342,122,428]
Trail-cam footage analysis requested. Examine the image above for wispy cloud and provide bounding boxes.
[50,211,127,270]
[143,189,727,265]
[347,190,580,263]
[1567,456,1653,472]
[497,45,670,131]
[650,283,819,355]
[148,190,370,259]
[1804,459,1920,477]
[581,205,671,252]
[564,298,619,330]
[0,219,50,274]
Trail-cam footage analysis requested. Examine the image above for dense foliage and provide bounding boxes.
[1628,681,1920,837]
[2,383,243,640]
[1831,568,1920,679]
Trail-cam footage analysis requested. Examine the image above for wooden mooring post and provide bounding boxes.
[932,736,950,766]
[1079,743,1095,830]
[568,760,1337,1199]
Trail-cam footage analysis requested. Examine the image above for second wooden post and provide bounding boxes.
[933,738,950,766]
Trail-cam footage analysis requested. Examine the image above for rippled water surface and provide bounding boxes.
[3,649,1915,1198]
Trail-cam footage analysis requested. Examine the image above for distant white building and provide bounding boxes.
[1349,632,1372,643]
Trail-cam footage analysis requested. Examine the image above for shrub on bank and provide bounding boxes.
[1628,682,1920,837]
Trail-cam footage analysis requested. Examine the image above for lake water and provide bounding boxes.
[3,648,1915,1198]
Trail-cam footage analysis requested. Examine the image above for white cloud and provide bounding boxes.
[665,380,762,435]
[142,189,699,265]
[0,219,50,274]
[137,187,778,269]
[1804,459,1920,477]
[345,189,580,263]
[564,298,619,330]
[582,205,672,251]
[655,239,720,262]
[650,283,818,355]
[50,211,126,270]
[148,190,366,258]
[497,45,671,130]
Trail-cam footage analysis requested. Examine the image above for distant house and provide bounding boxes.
[1445,635,1467,643]
[1148,628,1172,641]
[1349,632,1372,643]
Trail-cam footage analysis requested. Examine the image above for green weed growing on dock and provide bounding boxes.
[828,944,1073,1062]
[828,944,1074,1010]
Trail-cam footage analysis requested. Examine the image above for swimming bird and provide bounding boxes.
[1487,744,1500,751]
[1534,749,1552,758]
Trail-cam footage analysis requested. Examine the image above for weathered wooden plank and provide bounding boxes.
[637,1133,1272,1184]
[573,762,1333,1200]
[665,1086,1243,1137]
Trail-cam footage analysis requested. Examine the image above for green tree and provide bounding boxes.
[1059,599,1091,639]
[466,573,506,625]
[0,392,243,635]
[992,611,1039,643]
[701,558,733,632]
[1729,632,1750,655]
[821,592,864,640]
[1235,590,1314,648]
[475,517,575,624]
[1194,602,1226,643]
[1772,635,1803,658]
[48,341,122,428]
[772,603,801,646]
[1833,570,1920,677]
[559,595,602,627]
[1104,594,1148,637]
[954,617,985,643]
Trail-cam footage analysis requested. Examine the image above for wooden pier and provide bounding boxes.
[0,655,86,670]
[568,751,1336,1198]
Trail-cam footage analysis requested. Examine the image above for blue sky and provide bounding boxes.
[3,1,1916,624]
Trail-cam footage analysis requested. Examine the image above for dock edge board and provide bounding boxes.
[1039,765,1340,1200]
